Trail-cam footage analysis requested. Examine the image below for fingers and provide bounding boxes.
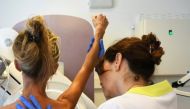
[92,14,108,39]
[92,14,108,27]
[98,39,105,58]
[19,96,35,109]
[16,103,25,109]
[18,95,51,109]
[30,95,42,109]
[46,104,52,109]
[93,14,106,20]
[87,37,95,52]
[93,14,103,19]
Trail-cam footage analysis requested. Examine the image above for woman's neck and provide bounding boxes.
[117,60,147,95]
[22,74,47,98]
[118,76,146,95]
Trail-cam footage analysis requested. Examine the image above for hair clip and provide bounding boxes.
[26,31,40,43]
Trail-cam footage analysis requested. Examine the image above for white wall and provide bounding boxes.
[1,0,190,48]
[1,0,190,107]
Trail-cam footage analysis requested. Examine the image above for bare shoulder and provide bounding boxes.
[47,98,73,109]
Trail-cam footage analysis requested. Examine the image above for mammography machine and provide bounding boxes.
[0,60,96,109]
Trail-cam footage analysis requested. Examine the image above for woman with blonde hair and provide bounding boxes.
[1,14,108,109]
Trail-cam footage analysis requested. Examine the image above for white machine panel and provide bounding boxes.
[135,18,190,75]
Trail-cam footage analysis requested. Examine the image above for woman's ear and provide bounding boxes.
[114,53,122,71]
[14,60,21,72]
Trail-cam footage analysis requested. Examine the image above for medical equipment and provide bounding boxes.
[0,28,17,83]
[0,56,11,85]
[0,28,20,105]
[0,61,96,109]
[0,28,18,61]
[0,57,7,80]
[172,71,190,88]
[0,56,12,105]
[172,71,190,97]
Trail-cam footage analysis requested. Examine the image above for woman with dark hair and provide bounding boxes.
[1,14,108,109]
[95,33,177,109]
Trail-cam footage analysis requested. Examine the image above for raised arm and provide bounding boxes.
[57,14,108,108]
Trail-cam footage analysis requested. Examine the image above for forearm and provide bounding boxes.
[58,14,108,107]
[69,27,105,91]
[82,33,103,72]
[66,33,103,99]
[58,32,104,105]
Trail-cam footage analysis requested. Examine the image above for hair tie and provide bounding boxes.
[26,31,41,43]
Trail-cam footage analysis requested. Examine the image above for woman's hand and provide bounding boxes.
[16,95,52,109]
[92,14,109,39]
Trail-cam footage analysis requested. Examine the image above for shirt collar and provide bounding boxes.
[127,80,173,97]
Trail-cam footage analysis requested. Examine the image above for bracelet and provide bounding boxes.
[87,37,105,58]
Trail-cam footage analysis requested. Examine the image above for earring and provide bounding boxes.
[134,75,140,81]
